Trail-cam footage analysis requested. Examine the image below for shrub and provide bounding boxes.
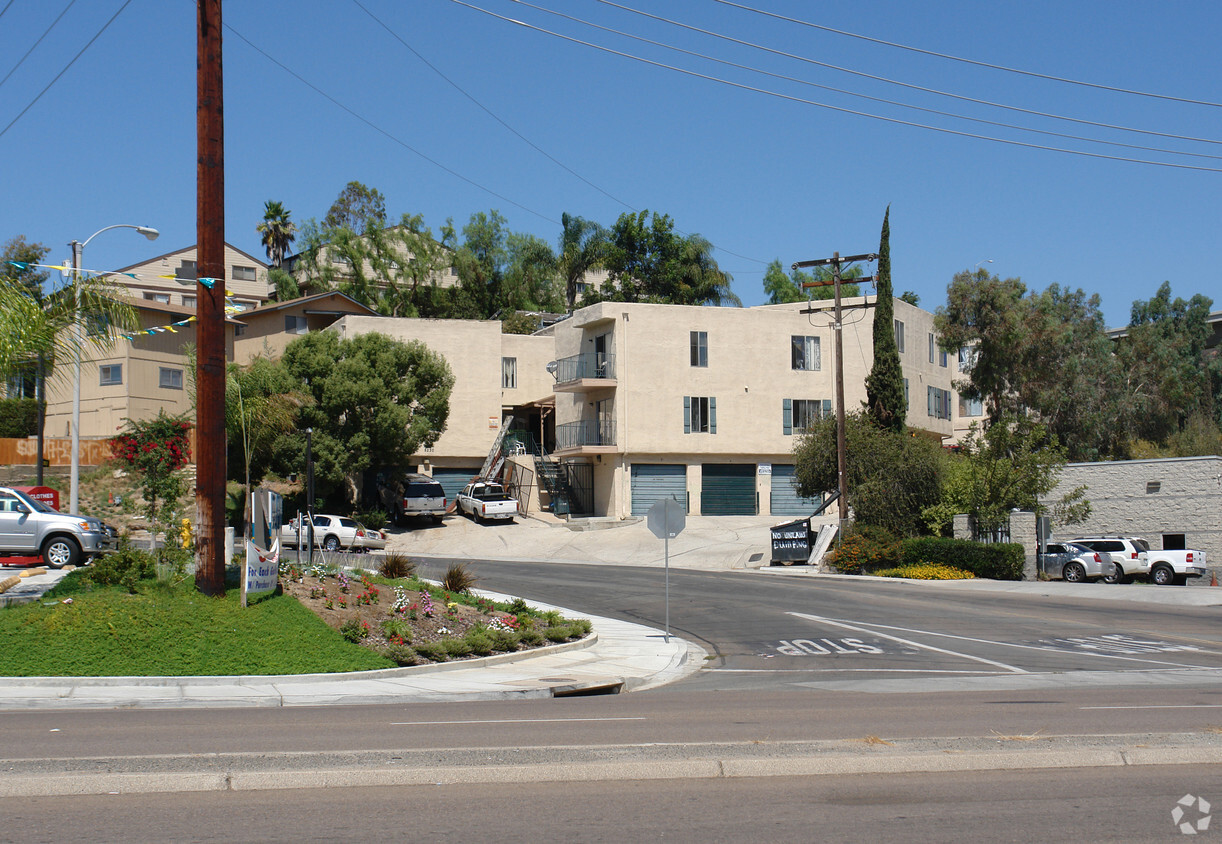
[378,552,415,580]
[825,525,902,574]
[464,628,495,656]
[507,597,529,614]
[86,539,156,592]
[487,627,521,652]
[442,637,473,658]
[357,508,387,530]
[382,642,418,666]
[441,562,477,594]
[518,628,545,647]
[0,397,38,437]
[413,642,448,662]
[899,537,1024,580]
[339,618,370,642]
[380,618,411,642]
[873,562,976,580]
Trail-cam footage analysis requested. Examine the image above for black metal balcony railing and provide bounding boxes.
[553,352,615,384]
[555,419,616,450]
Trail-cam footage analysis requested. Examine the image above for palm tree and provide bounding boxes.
[673,234,741,307]
[557,212,607,311]
[257,200,297,269]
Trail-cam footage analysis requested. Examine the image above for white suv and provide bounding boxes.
[1071,537,1151,584]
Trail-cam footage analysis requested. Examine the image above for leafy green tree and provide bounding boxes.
[323,181,386,232]
[557,212,607,311]
[268,267,299,301]
[864,206,905,432]
[762,260,861,304]
[226,356,310,486]
[256,200,297,269]
[792,411,942,537]
[502,231,563,314]
[278,331,454,508]
[924,415,1089,537]
[935,270,1128,460]
[1118,282,1220,443]
[599,210,741,307]
[899,291,920,305]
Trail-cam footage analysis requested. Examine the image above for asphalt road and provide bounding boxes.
[6,766,1220,843]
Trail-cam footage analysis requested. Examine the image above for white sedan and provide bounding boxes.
[280,515,365,551]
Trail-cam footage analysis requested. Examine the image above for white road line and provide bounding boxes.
[707,668,999,674]
[389,717,648,726]
[788,612,1029,674]
[791,614,1219,670]
[1080,704,1222,710]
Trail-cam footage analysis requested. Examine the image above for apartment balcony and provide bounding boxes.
[553,419,618,457]
[552,353,616,393]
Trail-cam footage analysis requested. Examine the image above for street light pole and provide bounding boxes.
[305,427,314,567]
[68,224,159,515]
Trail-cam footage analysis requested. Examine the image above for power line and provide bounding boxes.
[452,0,1222,173]
[514,0,1222,162]
[223,23,560,227]
[348,0,769,267]
[591,0,1222,150]
[0,0,78,92]
[0,0,132,142]
[713,0,1222,110]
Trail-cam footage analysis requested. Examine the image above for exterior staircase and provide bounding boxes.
[533,446,577,516]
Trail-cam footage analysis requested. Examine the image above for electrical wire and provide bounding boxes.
[348,0,769,267]
[0,0,131,141]
[590,0,1222,150]
[518,0,1222,162]
[223,23,560,227]
[451,0,1222,173]
[713,0,1222,110]
[0,0,79,92]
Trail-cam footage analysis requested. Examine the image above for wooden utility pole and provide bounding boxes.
[195,0,226,595]
[793,252,877,528]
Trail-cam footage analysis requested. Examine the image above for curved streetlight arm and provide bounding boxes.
[76,223,160,252]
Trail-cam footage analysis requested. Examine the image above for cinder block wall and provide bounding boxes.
[1044,456,1221,585]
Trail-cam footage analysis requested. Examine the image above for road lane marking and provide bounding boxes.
[1080,704,1222,710]
[788,612,1028,674]
[791,614,1219,670]
[389,717,647,726]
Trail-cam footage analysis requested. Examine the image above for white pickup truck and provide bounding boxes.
[456,482,518,523]
[1145,548,1209,586]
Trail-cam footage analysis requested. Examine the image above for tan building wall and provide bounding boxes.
[43,300,235,439]
[107,243,270,312]
[328,316,553,473]
[550,298,957,519]
[232,293,379,365]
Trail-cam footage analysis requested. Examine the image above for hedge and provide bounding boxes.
[0,398,39,438]
[900,537,1025,581]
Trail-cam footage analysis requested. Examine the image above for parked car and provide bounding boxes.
[0,486,117,568]
[1144,547,1209,586]
[1070,537,1151,584]
[1038,541,1115,582]
[280,514,365,551]
[398,474,447,525]
[354,526,387,553]
[456,481,518,523]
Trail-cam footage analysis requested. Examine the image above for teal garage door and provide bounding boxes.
[429,468,481,504]
[769,464,823,516]
[701,464,757,515]
[631,464,687,517]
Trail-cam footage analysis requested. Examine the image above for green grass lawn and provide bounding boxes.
[0,570,395,677]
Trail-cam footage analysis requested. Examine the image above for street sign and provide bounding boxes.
[647,497,685,540]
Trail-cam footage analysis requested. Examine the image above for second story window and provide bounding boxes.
[894,319,905,352]
[159,367,184,390]
[958,394,983,418]
[791,335,820,371]
[690,331,708,367]
[143,291,170,304]
[99,364,122,386]
[232,265,257,281]
[285,315,308,335]
[928,386,952,420]
[684,396,716,433]
[501,357,517,389]
[928,332,936,364]
[783,398,831,434]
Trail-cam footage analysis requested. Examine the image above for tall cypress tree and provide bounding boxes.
[864,205,907,432]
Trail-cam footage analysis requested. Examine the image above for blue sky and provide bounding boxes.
[2,0,1219,328]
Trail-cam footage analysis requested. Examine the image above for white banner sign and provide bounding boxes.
[244,538,280,601]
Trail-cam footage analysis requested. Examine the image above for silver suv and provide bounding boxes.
[1070,536,1151,584]
[0,486,117,568]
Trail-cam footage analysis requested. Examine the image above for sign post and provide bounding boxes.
[647,496,685,641]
